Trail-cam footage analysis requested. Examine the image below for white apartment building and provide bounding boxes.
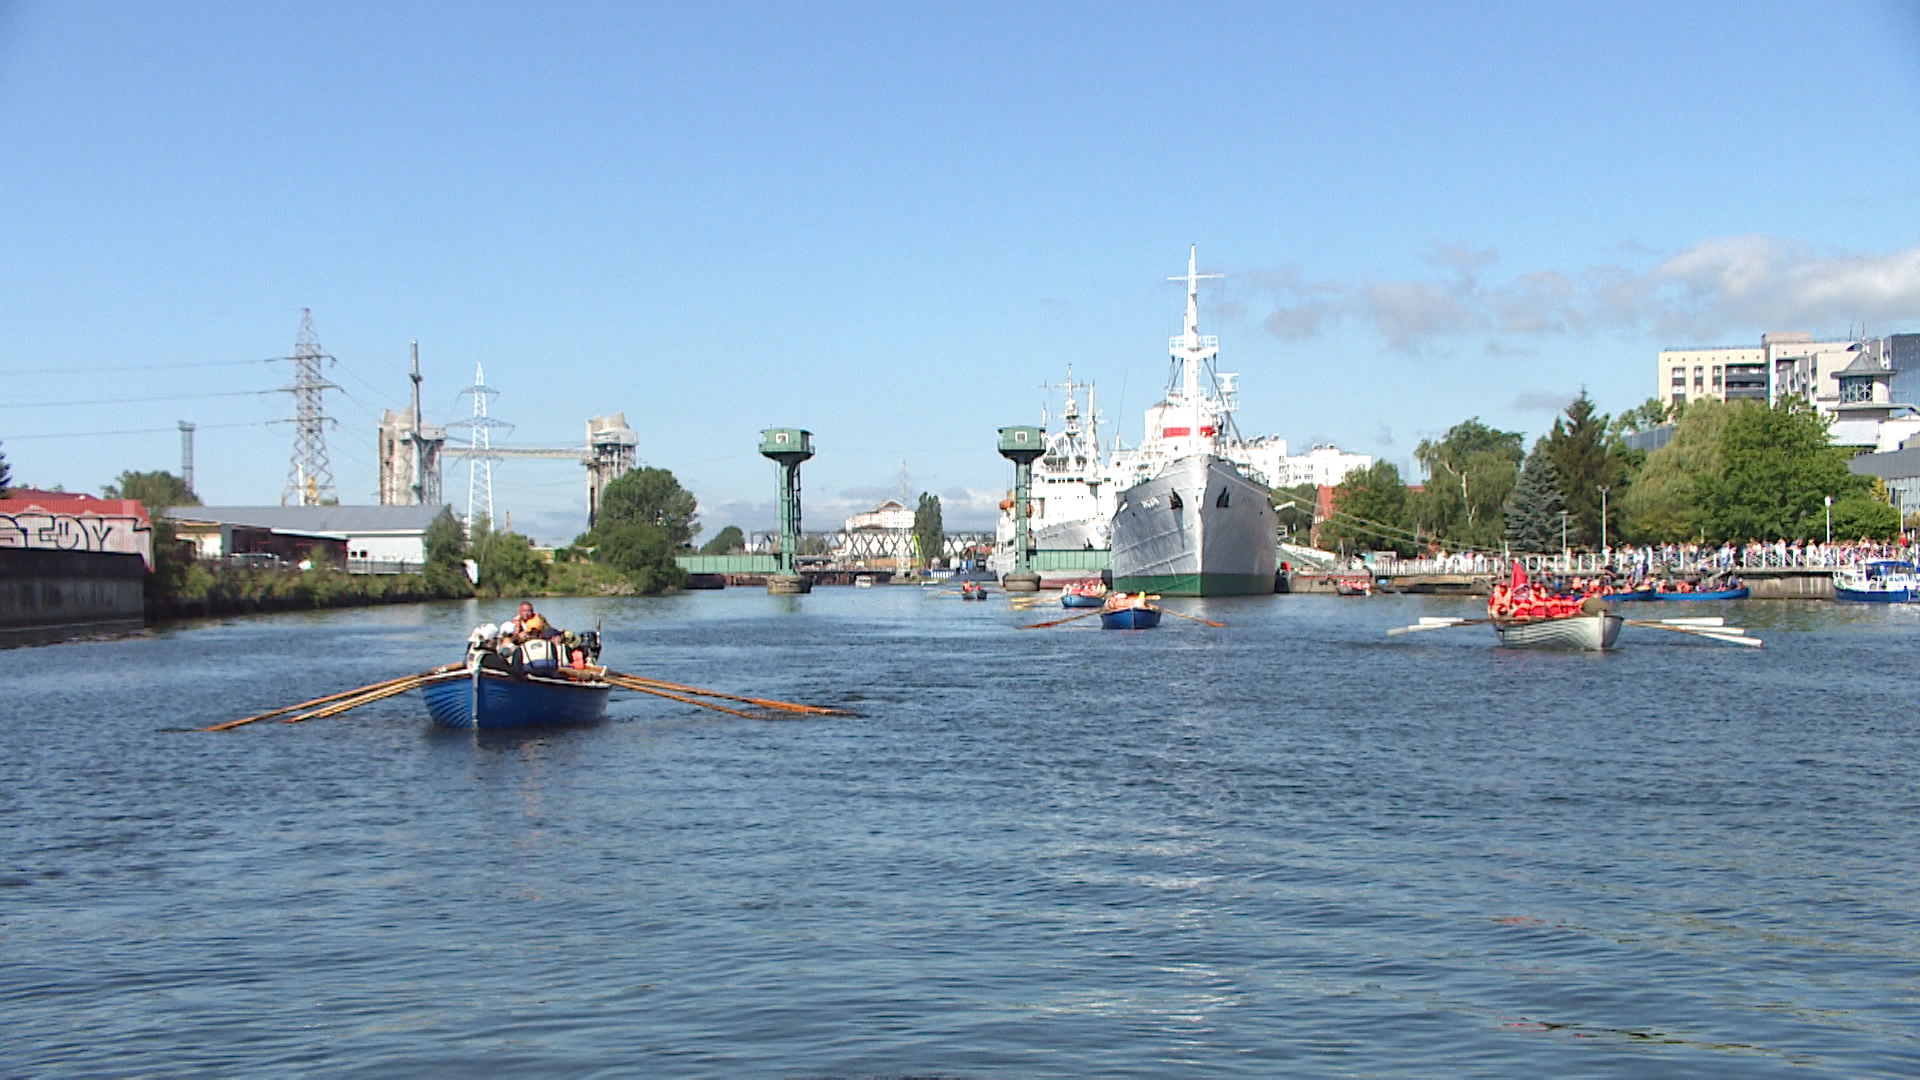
[1656,346,1766,408]
[1276,444,1373,488]
[1764,331,1861,408]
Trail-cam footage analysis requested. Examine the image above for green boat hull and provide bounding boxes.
[1111,572,1275,597]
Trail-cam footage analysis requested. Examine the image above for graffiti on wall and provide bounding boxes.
[0,501,154,569]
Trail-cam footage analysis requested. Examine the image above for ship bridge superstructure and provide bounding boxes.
[1113,246,1253,487]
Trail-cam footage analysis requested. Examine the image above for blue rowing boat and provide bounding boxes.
[1650,586,1749,601]
[1100,605,1162,629]
[1061,591,1105,608]
[422,666,612,730]
[1602,588,1655,602]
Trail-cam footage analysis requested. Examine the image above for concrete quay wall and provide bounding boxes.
[1739,568,1834,599]
[0,548,146,647]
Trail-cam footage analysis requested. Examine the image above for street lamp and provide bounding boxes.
[1598,485,1611,555]
[1825,494,1833,544]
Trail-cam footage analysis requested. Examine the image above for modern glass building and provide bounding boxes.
[1888,333,1920,407]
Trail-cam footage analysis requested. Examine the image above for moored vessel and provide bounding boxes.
[1833,560,1918,602]
[1109,248,1277,596]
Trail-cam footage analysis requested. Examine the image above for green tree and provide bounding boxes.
[1325,462,1411,555]
[1409,418,1524,548]
[103,469,200,508]
[1611,397,1672,436]
[1270,482,1318,541]
[1829,478,1901,540]
[596,467,699,547]
[1698,398,1873,541]
[1620,399,1732,543]
[590,522,688,593]
[1504,440,1566,553]
[698,525,746,555]
[469,518,548,594]
[422,509,472,596]
[1544,392,1627,547]
[0,443,11,494]
[912,492,944,567]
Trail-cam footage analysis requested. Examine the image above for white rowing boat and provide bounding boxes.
[1492,612,1623,651]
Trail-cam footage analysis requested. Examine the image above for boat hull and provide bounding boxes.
[1061,592,1105,608]
[1603,589,1655,602]
[422,668,611,730]
[1651,588,1749,601]
[1492,613,1623,651]
[1110,455,1277,597]
[1101,607,1162,629]
[1834,586,1914,603]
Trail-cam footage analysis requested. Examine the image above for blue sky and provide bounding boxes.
[3,1,1917,541]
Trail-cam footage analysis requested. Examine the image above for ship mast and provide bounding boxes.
[1167,245,1223,455]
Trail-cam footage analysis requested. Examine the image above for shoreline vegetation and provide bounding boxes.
[1315,394,1904,558]
[140,468,707,620]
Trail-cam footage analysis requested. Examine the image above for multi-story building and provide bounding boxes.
[1887,333,1920,407]
[1277,443,1373,488]
[1763,331,1859,407]
[1656,345,1765,409]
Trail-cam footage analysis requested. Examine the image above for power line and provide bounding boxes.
[0,389,284,409]
[0,356,290,377]
[0,420,289,441]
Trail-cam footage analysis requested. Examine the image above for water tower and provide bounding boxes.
[997,425,1044,592]
[760,427,814,595]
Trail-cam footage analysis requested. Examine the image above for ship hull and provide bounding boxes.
[1110,455,1276,597]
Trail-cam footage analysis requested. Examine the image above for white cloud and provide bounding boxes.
[1247,235,1920,350]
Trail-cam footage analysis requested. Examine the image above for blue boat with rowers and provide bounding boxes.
[424,604,611,730]
[1100,592,1162,629]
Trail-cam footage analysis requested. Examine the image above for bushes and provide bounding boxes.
[146,564,469,619]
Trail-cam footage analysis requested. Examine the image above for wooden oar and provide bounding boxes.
[200,664,463,731]
[1386,617,1494,636]
[601,676,761,719]
[1159,608,1225,628]
[1627,620,1744,634]
[1020,609,1104,630]
[285,672,462,722]
[595,669,853,716]
[1626,621,1762,647]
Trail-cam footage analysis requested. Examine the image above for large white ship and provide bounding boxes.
[989,368,1113,584]
[1107,248,1278,595]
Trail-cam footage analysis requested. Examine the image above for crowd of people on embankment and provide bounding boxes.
[1345,536,1918,575]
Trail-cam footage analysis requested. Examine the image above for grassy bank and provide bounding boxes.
[145,565,471,620]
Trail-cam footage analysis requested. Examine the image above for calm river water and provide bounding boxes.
[3,589,1918,1077]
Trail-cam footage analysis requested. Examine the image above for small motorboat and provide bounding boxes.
[959,582,989,600]
[854,575,875,588]
[1333,579,1372,597]
[1834,560,1918,602]
[1100,593,1162,629]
